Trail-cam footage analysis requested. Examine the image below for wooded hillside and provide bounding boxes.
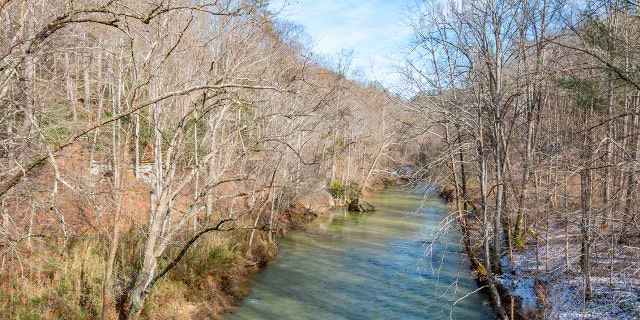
[403,0,639,318]
[0,1,419,318]
[3,0,639,319]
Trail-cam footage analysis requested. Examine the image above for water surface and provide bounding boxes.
[222,185,495,319]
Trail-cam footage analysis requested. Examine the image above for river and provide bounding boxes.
[221,185,495,319]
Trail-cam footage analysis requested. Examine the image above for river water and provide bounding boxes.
[221,185,495,319]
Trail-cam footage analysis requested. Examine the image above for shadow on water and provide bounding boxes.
[221,184,496,320]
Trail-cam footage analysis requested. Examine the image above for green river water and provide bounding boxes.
[221,185,496,319]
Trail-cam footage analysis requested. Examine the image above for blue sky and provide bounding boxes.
[268,0,412,87]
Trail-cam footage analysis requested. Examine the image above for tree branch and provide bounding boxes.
[145,218,237,293]
[550,27,640,92]
[0,83,282,198]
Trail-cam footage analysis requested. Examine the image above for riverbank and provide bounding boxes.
[219,182,495,319]
[438,184,543,319]
[141,191,330,318]
[498,229,640,319]
[196,174,404,318]
[438,185,640,319]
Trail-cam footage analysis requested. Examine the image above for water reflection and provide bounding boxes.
[221,185,495,320]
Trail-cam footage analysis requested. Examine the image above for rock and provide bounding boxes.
[298,190,335,216]
[334,194,348,207]
[287,190,337,227]
[439,186,456,203]
[348,197,376,212]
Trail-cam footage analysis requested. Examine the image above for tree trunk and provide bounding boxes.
[480,131,507,319]
[579,168,593,300]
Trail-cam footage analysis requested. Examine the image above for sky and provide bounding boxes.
[268,0,413,88]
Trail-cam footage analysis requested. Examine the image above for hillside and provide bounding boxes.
[403,0,640,318]
[0,1,420,318]
[2,1,639,319]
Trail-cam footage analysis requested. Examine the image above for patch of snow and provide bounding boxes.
[498,236,640,319]
[497,272,538,310]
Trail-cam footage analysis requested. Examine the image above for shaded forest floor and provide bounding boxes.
[499,227,640,319]
[440,184,640,319]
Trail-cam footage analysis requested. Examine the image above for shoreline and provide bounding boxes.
[438,185,531,319]
[215,176,495,319]
[437,185,640,319]
[209,174,404,318]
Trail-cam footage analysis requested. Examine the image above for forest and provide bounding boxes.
[0,0,418,318]
[402,0,640,318]
[0,0,638,319]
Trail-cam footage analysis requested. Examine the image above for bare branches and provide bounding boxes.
[0,0,257,103]
[0,81,281,198]
[0,1,415,318]
[403,0,640,318]
[551,37,640,92]
[146,217,236,293]
[0,0,11,12]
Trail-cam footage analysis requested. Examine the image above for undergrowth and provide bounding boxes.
[0,229,258,319]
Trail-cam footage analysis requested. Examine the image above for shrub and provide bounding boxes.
[329,179,345,198]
